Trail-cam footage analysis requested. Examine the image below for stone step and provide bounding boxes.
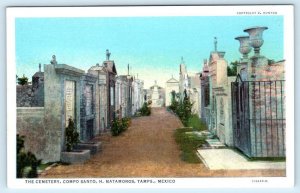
[74,141,102,155]
[186,130,226,149]
[206,139,226,149]
[61,149,91,164]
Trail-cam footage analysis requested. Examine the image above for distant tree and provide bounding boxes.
[170,90,176,102]
[17,74,28,85]
[169,90,179,112]
[227,61,238,76]
[169,91,193,127]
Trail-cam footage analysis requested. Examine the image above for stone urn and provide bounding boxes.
[235,36,252,60]
[244,26,268,56]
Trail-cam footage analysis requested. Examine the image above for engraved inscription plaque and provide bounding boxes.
[65,80,75,126]
[85,85,93,116]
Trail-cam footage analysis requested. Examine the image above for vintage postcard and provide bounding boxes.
[6,5,294,189]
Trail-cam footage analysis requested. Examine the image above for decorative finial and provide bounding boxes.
[181,56,184,64]
[96,63,99,66]
[50,55,57,65]
[127,63,129,75]
[155,80,157,85]
[214,37,217,51]
[106,49,111,60]
[39,63,41,72]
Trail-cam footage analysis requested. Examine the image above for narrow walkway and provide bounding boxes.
[198,149,286,170]
[42,108,285,177]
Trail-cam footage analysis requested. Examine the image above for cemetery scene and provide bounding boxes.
[16,18,286,178]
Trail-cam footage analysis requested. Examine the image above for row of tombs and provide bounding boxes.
[164,26,286,158]
[16,50,145,162]
[201,26,286,158]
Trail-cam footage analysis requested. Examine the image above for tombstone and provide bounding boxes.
[44,59,84,161]
[80,73,98,141]
[88,64,108,133]
[151,81,162,107]
[102,51,117,127]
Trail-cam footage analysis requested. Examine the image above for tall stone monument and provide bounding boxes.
[151,81,160,107]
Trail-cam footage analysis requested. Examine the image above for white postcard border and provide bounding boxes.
[6,5,294,189]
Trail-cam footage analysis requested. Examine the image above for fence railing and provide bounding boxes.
[231,79,285,157]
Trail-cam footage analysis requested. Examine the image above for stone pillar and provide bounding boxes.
[44,64,63,161]
[244,26,269,81]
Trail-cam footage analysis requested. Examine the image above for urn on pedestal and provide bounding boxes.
[235,36,252,61]
[244,26,268,56]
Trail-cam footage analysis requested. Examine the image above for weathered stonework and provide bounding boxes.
[75,142,102,155]
[80,73,98,142]
[132,78,144,115]
[17,71,44,107]
[231,26,286,157]
[17,107,47,160]
[61,149,91,164]
[200,60,210,124]
[189,74,201,116]
[116,75,133,117]
[43,63,84,162]
[89,65,108,132]
[17,52,151,163]
[146,81,165,107]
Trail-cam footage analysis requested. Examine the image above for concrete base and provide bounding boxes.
[61,149,91,164]
[197,149,286,170]
[74,142,102,155]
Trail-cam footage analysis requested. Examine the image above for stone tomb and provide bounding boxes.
[88,64,108,132]
[165,76,179,107]
[80,74,98,142]
[206,50,235,146]
[44,63,84,161]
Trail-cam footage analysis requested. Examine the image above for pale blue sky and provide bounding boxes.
[15,16,283,88]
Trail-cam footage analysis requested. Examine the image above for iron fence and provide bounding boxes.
[231,76,285,157]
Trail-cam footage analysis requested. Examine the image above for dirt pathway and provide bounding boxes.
[42,108,285,178]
